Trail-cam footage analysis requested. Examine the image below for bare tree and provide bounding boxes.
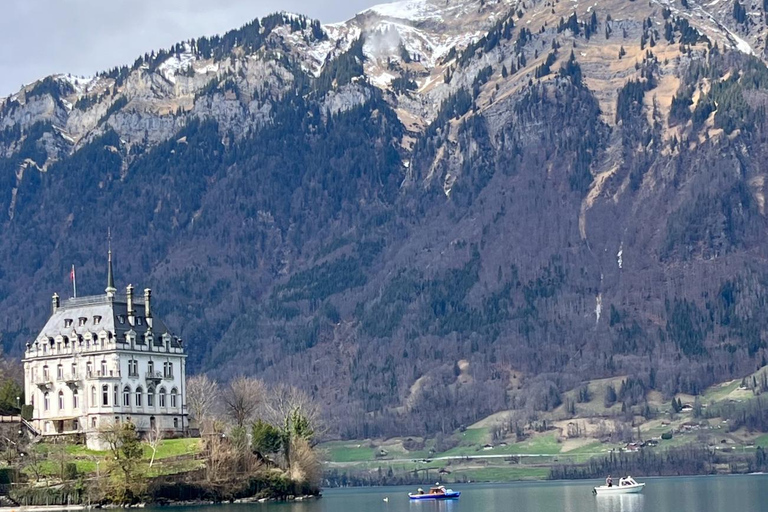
[222,377,265,428]
[187,374,220,434]
[203,432,235,483]
[265,383,326,443]
[145,422,165,468]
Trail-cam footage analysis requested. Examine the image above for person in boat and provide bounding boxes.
[606,475,613,487]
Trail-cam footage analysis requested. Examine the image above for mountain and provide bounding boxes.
[4,0,768,439]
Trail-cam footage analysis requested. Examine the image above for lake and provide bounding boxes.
[149,475,768,512]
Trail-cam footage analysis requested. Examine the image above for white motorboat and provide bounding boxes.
[593,476,645,495]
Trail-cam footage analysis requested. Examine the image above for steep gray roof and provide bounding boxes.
[36,294,178,348]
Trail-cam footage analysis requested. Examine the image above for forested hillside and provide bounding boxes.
[4,0,768,439]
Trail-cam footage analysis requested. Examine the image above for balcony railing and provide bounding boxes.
[61,294,144,309]
[145,371,163,381]
[86,370,121,379]
[32,376,53,388]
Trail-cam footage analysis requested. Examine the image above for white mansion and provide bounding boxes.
[23,251,187,448]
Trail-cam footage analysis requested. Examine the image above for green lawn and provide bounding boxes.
[62,437,200,460]
[147,438,200,459]
[321,441,377,462]
[754,433,768,448]
[702,380,741,403]
[26,438,202,479]
[457,428,489,445]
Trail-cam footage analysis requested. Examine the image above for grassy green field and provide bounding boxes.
[321,367,768,484]
[322,441,378,463]
[26,438,203,479]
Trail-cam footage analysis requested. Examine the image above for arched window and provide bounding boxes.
[135,387,143,407]
[170,388,178,408]
[73,389,79,409]
[58,391,64,410]
[147,387,155,407]
[102,385,109,406]
[159,387,166,407]
[123,386,131,407]
[90,386,96,407]
[44,392,50,411]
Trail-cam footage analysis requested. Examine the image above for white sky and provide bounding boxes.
[0,0,381,97]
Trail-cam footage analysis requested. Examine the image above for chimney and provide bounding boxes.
[52,293,60,314]
[126,284,134,316]
[144,288,152,318]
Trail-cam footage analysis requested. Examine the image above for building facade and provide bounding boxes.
[23,252,187,448]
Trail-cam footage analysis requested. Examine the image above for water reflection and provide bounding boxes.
[407,499,459,512]
[594,494,644,512]
[139,475,768,512]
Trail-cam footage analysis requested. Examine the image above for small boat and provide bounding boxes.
[409,485,461,500]
[593,476,645,495]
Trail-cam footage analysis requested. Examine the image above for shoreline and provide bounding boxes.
[4,495,322,512]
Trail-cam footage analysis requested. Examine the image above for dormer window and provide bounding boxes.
[118,316,125,324]
[137,317,143,325]
[64,319,73,328]
[78,317,87,326]
[93,316,102,325]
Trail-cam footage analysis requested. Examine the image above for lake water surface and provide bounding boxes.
[150,475,768,512]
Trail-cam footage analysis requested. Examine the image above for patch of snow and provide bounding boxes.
[595,294,602,324]
[723,26,754,55]
[418,74,439,92]
[617,243,623,269]
[157,43,196,84]
[363,0,444,22]
[196,63,218,75]
[56,74,98,96]
[369,70,397,87]
[280,11,305,22]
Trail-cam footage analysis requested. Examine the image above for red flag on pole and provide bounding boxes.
[70,265,77,298]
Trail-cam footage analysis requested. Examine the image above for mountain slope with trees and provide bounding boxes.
[4,0,768,439]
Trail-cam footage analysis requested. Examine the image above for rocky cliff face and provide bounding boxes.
[4,0,768,437]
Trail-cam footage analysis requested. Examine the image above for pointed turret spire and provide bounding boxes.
[106,229,116,298]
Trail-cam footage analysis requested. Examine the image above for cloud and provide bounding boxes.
[0,0,378,97]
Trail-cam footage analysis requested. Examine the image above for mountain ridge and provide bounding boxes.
[4,0,768,439]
